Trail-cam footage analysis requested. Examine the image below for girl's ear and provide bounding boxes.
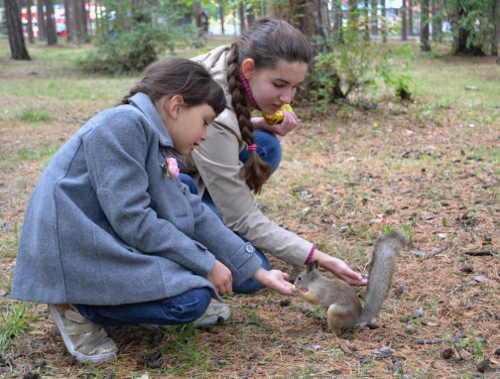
[241,58,256,80]
[167,95,185,120]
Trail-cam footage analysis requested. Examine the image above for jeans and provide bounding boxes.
[76,288,212,327]
[179,130,282,294]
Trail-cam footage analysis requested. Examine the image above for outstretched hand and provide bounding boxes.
[312,250,368,286]
[252,267,295,295]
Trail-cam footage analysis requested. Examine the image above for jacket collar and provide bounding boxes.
[128,92,173,148]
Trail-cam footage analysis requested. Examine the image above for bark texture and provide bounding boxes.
[4,0,31,59]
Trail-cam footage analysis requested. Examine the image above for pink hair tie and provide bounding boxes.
[248,144,257,151]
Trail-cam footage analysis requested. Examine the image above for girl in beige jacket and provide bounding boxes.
[180,18,368,293]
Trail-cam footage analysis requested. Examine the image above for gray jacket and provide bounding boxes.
[11,92,262,306]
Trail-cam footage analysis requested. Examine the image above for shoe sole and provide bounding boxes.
[49,304,117,364]
[195,306,230,326]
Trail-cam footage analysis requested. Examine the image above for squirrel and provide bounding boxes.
[294,231,406,335]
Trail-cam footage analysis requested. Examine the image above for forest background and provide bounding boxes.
[1,0,500,378]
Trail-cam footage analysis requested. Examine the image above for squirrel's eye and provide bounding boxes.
[297,276,302,281]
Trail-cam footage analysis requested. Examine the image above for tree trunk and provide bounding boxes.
[453,5,485,55]
[71,0,83,43]
[364,0,370,40]
[420,0,431,51]
[45,0,57,45]
[64,0,73,42]
[401,1,407,40]
[247,6,255,27]
[333,0,342,41]
[239,2,245,32]
[194,1,205,46]
[4,0,31,59]
[297,0,328,45]
[408,0,413,35]
[432,0,441,42]
[296,0,344,101]
[371,0,378,35]
[491,0,498,56]
[218,1,224,34]
[79,0,89,42]
[26,0,35,43]
[381,0,387,42]
[37,0,46,41]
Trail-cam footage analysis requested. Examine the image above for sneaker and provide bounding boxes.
[49,304,118,364]
[194,302,230,326]
[142,302,230,330]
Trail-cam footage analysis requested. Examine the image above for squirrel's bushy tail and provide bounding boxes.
[357,231,406,325]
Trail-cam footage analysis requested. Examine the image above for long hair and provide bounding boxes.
[226,18,312,194]
[121,57,226,117]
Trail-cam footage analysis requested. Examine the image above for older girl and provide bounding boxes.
[182,18,367,293]
[11,57,293,363]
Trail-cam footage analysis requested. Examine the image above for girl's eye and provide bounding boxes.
[273,83,284,88]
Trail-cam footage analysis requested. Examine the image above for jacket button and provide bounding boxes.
[245,245,254,253]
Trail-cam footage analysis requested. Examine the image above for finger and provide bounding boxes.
[282,272,290,280]
[224,281,232,295]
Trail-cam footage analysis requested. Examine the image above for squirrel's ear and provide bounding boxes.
[307,260,319,273]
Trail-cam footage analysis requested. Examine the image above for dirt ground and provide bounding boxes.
[1,40,500,378]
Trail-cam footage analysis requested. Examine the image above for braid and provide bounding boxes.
[227,43,272,195]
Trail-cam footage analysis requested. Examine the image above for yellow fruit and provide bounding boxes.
[262,104,293,125]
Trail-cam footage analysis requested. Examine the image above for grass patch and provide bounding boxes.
[0,301,33,353]
[0,223,19,260]
[17,108,50,122]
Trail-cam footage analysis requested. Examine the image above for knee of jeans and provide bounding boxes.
[178,174,198,195]
[161,288,212,323]
[262,136,282,174]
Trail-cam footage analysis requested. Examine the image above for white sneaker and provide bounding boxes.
[49,304,118,364]
[142,302,230,330]
[194,303,230,326]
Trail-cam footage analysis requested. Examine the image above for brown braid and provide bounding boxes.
[226,18,312,195]
[227,43,271,195]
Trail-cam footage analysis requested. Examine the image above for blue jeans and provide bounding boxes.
[76,288,212,327]
[180,130,282,294]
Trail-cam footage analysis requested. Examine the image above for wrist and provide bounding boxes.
[252,116,275,132]
[252,267,270,286]
[309,249,329,267]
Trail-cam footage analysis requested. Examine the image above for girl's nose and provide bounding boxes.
[280,88,293,104]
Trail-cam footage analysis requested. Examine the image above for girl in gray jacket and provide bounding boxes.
[11,57,294,364]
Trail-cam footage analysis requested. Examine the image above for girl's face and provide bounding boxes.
[243,59,308,115]
[159,96,216,156]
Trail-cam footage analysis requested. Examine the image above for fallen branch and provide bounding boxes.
[420,243,453,261]
[478,166,500,185]
[463,250,498,257]
[417,336,467,345]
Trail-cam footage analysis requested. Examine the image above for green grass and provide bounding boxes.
[17,108,50,122]
[1,141,60,163]
[0,301,33,353]
[0,223,19,260]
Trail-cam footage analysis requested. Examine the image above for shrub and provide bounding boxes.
[80,2,194,75]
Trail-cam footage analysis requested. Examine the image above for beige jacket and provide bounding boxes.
[187,45,313,267]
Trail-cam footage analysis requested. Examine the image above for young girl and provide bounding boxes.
[181,18,368,293]
[11,57,294,364]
